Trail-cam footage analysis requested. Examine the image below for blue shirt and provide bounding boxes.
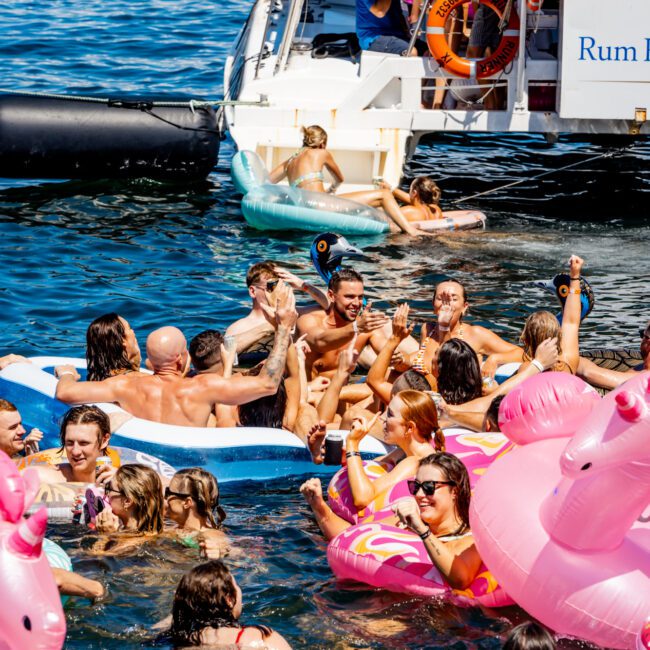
[356,0,408,50]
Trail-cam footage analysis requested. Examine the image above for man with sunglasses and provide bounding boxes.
[225,262,329,357]
[54,285,299,427]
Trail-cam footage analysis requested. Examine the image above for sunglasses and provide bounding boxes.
[255,280,278,292]
[407,479,454,496]
[164,487,191,500]
[105,484,123,497]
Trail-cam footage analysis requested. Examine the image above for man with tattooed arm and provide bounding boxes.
[54,284,298,427]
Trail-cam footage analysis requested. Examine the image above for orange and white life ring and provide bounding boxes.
[426,0,520,79]
[527,0,543,11]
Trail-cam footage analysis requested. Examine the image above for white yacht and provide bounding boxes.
[224,0,649,189]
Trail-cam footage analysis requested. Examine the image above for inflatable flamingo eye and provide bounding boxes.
[580,462,592,471]
[558,285,569,298]
[23,616,31,631]
[317,240,328,252]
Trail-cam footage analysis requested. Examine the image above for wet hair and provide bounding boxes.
[59,405,110,449]
[520,311,562,361]
[86,313,137,382]
[437,339,483,405]
[396,390,445,451]
[0,399,17,413]
[485,394,505,432]
[434,279,468,304]
[419,452,471,531]
[301,125,328,148]
[391,369,433,395]
[246,262,278,288]
[411,176,441,207]
[641,321,650,361]
[171,560,272,647]
[189,330,224,372]
[115,464,164,534]
[502,621,556,650]
[328,268,363,292]
[173,467,226,527]
[238,368,286,429]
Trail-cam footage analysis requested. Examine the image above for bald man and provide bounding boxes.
[54,286,298,427]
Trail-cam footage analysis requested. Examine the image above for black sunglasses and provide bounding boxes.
[266,279,279,291]
[105,484,123,497]
[407,479,455,496]
[164,487,192,500]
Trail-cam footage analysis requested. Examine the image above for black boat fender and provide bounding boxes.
[0,94,220,182]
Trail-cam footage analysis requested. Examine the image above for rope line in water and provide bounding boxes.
[453,148,627,203]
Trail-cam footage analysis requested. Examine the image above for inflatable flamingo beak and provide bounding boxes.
[8,507,47,558]
[615,390,645,421]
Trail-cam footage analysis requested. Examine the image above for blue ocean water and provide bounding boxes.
[0,1,648,648]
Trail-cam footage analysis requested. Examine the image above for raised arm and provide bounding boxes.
[275,268,329,309]
[561,254,584,373]
[367,303,414,404]
[316,338,359,423]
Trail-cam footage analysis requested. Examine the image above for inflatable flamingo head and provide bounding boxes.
[498,372,600,445]
[0,450,66,650]
[561,372,650,479]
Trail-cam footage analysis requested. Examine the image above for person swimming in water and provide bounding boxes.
[269,125,435,237]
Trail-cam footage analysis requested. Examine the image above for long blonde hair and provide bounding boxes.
[520,310,562,361]
[116,464,164,534]
[397,390,445,451]
[301,125,327,148]
[174,467,225,528]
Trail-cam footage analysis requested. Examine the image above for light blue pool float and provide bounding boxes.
[232,150,390,235]
[231,150,487,235]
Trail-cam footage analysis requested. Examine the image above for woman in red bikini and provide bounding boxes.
[169,560,292,649]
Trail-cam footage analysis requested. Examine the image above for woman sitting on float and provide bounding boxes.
[411,279,524,383]
[517,255,584,376]
[391,452,481,590]
[269,125,436,237]
[300,387,444,540]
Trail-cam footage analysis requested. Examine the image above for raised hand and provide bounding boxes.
[23,428,43,455]
[95,508,121,533]
[393,499,428,536]
[294,333,311,363]
[534,337,559,370]
[568,254,584,278]
[337,335,359,375]
[273,283,298,331]
[437,292,454,329]
[357,301,389,333]
[391,303,415,341]
[275,268,305,290]
[347,412,380,444]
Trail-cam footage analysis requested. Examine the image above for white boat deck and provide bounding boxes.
[224,0,649,188]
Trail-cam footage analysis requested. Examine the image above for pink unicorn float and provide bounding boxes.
[0,450,66,650]
[471,371,650,649]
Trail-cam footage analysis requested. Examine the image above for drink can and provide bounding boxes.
[323,432,343,466]
[95,456,112,476]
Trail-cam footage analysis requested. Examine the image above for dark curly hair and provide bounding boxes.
[171,561,271,647]
[437,339,482,405]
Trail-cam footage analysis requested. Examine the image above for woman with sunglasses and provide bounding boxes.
[164,468,231,559]
[392,452,482,590]
[300,389,445,540]
[94,464,164,553]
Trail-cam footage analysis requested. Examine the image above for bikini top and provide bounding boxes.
[436,530,473,542]
[287,148,325,188]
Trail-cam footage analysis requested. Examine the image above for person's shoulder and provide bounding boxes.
[297,308,326,327]
[225,312,257,336]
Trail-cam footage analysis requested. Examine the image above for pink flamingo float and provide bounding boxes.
[0,450,66,650]
[471,371,650,649]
